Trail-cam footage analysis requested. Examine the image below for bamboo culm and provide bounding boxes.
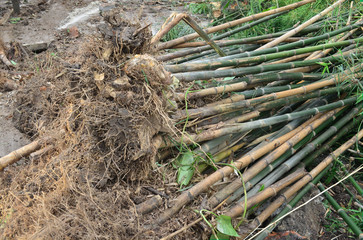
[246,106,360,198]
[253,115,363,240]
[157,0,315,50]
[243,128,363,224]
[162,97,357,147]
[166,37,363,73]
[210,107,344,207]
[187,22,363,65]
[172,48,363,81]
[317,183,363,238]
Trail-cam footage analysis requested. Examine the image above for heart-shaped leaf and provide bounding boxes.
[216,215,240,238]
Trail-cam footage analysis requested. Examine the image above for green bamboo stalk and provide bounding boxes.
[162,97,357,147]
[176,68,360,120]
[224,167,308,219]
[223,85,343,126]
[245,127,363,228]
[185,22,362,64]
[212,11,289,41]
[255,83,354,112]
[317,183,363,238]
[170,45,258,65]
[166,37,363,73]
[176,80,304,101]
[209,107,342,208]
[338,163,363,196]
[174,82,304,119]
[157,0,315,50]
[253,166,331,240]
[197,107,310,173]
[182,15,226,57]
[172,48,363,81]
[256,0,346,50]
[253,116,363,240]
[247,106,360,198]
[171,36,303,64]
[207,72,323,88]
[156,25,323,62]
[224,105,346,205]
[156,115,320,225]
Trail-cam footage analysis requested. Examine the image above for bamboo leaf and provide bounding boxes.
[216,215,240,237]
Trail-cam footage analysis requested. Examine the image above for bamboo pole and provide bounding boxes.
[256,0,346,50]
[247,106,360,197]
[172,25,318,49]
[212,11,289,41]
[155,115,321,225]
[254,83,354,112]
[205,74,324,106]
[197,142,247,173]
[159,26,318,62]
[166,38,363,73]
[162,97,356,147]
[210,72,322,88]
[182,15,226,57]
[304,18,362,60]
[157,0,315,50]
[171,44,259,65]
[175,80,302,102]
[253,165,332,240]
[250,128,363,225]
[175,68,361,120]
[339,163,363,196]
[283,20,363,73]
[136,195,163,214]
[172,48,363,81]
[224,96,342,204]
[318,183,363,239]
[266,53,311,65]
[185,23,362,64]
[220,84,343,128]
[0,139,43,171]
[151,13,187,45]
[224,168,307,218]
[208,108,341,208]
[253,115,363,240]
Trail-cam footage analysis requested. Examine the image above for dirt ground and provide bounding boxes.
[0,1,358,239]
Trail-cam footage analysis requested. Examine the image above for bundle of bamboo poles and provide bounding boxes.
[1,0,362,239]
[151,0,363,238]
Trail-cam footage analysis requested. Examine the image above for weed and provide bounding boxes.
[187,2,213,15]
[162,21,194,42]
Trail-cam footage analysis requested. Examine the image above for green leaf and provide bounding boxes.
[176,151,195,187]
[210,231,230,240]
[177,165,194,187]
[10,60,17,66]
[179,151,195,165]
[216,215,240,237]
[258,184,265,192]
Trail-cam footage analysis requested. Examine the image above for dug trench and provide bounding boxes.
[0,2,340,240]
